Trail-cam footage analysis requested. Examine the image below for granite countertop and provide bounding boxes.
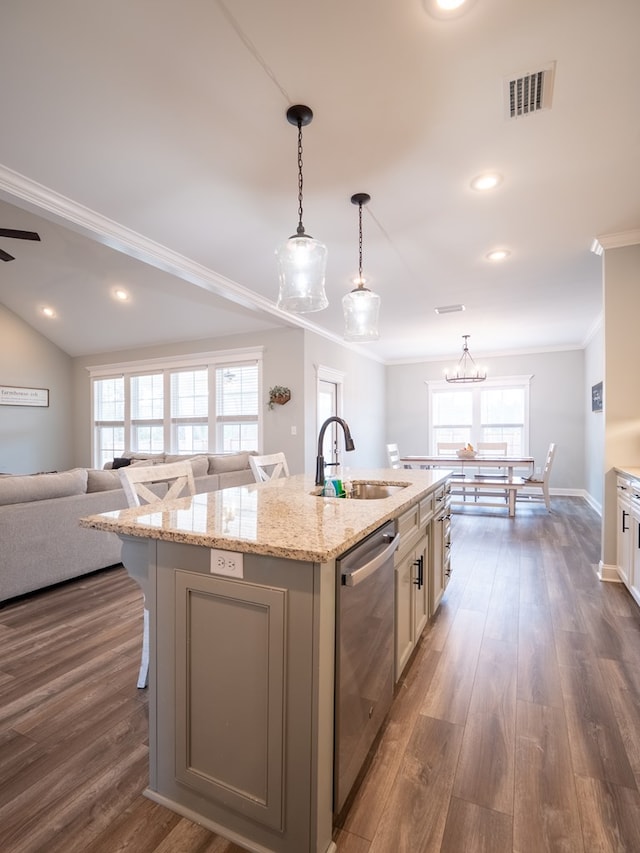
[80,467,451,563]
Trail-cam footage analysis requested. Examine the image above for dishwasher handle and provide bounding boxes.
[342,532,400,587]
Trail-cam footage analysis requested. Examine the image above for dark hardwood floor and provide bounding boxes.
[3,497,640,852]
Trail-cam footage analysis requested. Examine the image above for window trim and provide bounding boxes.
[425,374,532,454]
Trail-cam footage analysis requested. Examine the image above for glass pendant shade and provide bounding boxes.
[343,192,379,341]
[276,104,328,314]
[276,233,328,313]
[343,285,380,342]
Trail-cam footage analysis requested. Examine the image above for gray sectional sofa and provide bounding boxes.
[0,451,256,602]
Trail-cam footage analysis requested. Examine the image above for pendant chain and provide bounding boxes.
[358,202,364,282]
[296,121,305,235]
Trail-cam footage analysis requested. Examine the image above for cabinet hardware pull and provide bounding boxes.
[412,555,424,588]
[623,510,629,532]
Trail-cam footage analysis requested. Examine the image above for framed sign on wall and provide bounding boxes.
[591,381,603,413]
[0,385,49,407]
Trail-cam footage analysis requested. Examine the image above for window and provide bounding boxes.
[427,376,530,456]
[215,364,259,453]
[89,349,262,469]
[93,376,125,467]
[171,369,209,454]
[131,373,164,453]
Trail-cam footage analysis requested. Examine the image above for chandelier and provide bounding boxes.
[276,105,328,313]
[445,335,487,383]
[342,193,380,341]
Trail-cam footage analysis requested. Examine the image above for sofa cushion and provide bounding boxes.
[208,451,254,474]
[164,453,210,478]
[123,452,166,463]
[86,468,123,492]
[0,468,88,506]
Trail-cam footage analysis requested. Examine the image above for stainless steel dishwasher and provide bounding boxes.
[334,519,399,813]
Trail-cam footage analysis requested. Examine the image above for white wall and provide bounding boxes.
[584,321,604,510]
[303,333,386,474]
[0,303,73,474]
[602,243,640,566]
[386,348,585,490]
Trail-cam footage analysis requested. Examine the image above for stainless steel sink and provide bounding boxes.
[311,481,409,500]
[350,482,408,500]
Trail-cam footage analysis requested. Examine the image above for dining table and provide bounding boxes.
[399,454,535,478]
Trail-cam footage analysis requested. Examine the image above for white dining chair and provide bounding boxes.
[476,441,508,477]
[249,452,290,482]
[436,442,464,455]
[477,441,508,456]
[386,443,401,468]
[518,443,556,511]
[118,460,196,687]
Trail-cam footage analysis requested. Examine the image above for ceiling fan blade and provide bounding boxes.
[0,248,15,262]
[0,228,41,241]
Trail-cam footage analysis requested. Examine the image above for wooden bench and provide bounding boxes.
[449,475,528,517]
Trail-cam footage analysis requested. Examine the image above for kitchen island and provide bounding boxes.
[80,467,451,853]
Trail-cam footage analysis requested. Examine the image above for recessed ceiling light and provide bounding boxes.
[113,288,129,301]
[435,304,465,314]
[471,173,503,192]
[41,306,56,318]
[423,0,476,19]
[486,249,510,262]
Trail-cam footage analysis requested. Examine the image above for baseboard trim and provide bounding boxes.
[598,561,621,582]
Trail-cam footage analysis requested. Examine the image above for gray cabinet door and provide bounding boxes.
[174,570,286,830]
[150,542,337,853]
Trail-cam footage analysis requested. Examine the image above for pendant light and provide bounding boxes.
[276,105,328,313]
[445,335,487,383]
[343,193,380,342]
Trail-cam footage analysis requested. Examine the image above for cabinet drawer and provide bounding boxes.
[418,494,434,527]
[618,476,632,493]
[396,504,420,541]
[434,485,449,509]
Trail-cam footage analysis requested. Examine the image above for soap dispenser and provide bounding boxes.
[323,478,337,498]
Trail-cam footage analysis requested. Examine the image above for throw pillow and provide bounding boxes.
[112,457,132,469]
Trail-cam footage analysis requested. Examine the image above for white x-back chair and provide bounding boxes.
[249,452,290,482]
[118,460,196,687]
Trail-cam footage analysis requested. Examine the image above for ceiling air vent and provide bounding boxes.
[505,62,555,119]
[435,304,465,315]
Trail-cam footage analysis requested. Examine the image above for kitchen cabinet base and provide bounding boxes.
[144,789,338,853]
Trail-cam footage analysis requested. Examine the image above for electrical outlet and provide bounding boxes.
[210,548,243,578]
[535,466,542,474]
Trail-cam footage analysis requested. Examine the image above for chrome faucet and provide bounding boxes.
[315,417,355,485]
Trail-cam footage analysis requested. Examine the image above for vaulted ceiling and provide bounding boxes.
[0,0,638,362]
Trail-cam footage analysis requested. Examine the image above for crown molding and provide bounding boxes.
[591,229,640,255]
